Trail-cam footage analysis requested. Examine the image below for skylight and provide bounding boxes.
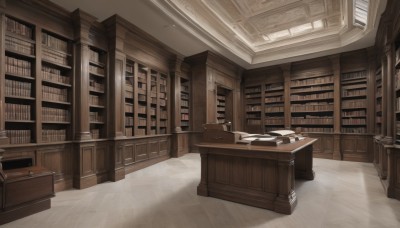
[354,0,369,27]
[263,20,325,42]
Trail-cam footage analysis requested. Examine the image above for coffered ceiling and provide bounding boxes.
[50,0,387,69]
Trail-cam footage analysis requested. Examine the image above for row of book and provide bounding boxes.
[6,130,31,144]
[42,33,68,53]
[376,104,382,112]
[291,91,333,101]
[291,84,333,94]
[181,93,189,100]
[217,107,225,112]
[245,93,261,99]
[126,78,134,86]
[5,56,32,77]
[151,119,157,127]
[89,49,101,63]
[245,86,261,94]
[90,95,103,106]
[246,105,261,112]
[42,107,70,122]
[301,127,333,133]
[291,102,333,112]
[181,121,189,127]
[89,65,105,75]
[159,99,167,106]
[125,104,134,113]
[342,88,366,97]
[342,127,366,133]
[181,114,189,120]
[42,48,69,66]
[138,76,147,83]
[376,87,382,97]
[160,122,167,128]
[160,78,167,86]
[42,129,67,142]
[138,105,146,114]
[397,122,400,133]
[342,118,366,125]
[125,127,133,137]
[181,108,189,114]
[125,117,134,126]
[5,35,34,55]
[6,17,33,39]
[217,95,225,101]
[160,111,168,119]
[182,85,189,93]
[396,97,400,112]
[138,94,147,102]
[342,99,366,109]
[265,83,283,91]
[217,113,225,118]
[265,117,284,125]
[265,90,283,97]
[138,118,147,126]
[5,79,32,97]
[396,69,400,90]
[42,85,68,102]
[90,111,103,122]
[42,66,70,84]
[5,103,31,121]
[265,106,284,113]
[291,117,333,125]
[89,79,105,91]
[376,116,381,123]
[291,76,333,87]
[136,128,146,136]
[265,96,283,103]
[342,110,366,117]
[126,64,134,73]
[138,87,147,95]
[125,90,134,98]
[90,129,100,139]
[341,71,367,81]
[217,100,225,106]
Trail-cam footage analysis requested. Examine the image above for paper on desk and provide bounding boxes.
[256,138,275,141]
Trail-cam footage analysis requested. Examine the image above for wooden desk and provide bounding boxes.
[197,138,317,214]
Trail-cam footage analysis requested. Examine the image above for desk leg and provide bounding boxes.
[295,145,315,180]
[275,159,297,215]
[197,152,209,196]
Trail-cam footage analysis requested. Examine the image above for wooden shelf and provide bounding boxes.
[5,120,35,123]
[5,72,35,81]
[42,100,71,105]
[42,79,71,87]
[89,71,105,78]
[5,49,35,59]
[42,121,70,124]
[89,60,105,68]
[5,95,35,101]
[42,59,72,70]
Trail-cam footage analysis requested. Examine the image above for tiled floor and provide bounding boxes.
[3,153,400,228]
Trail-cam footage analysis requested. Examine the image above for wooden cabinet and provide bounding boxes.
[0,165,55,225]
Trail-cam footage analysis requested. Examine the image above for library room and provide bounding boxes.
[0,0,400,227]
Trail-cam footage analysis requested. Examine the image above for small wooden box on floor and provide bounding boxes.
[0,166,55,225]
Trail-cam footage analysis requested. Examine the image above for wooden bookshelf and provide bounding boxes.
[4,16,35,144]
[376,67,382,135]
[124,60,169,136]
[41,30,73,143]
[264,82,284,132]
[341,70,368,134]
[395,45,400,145]
[244,85,262,127]
[180,77,190,131]
[216,87,228,124]
[89,47,106,139]
[290,74,334,133]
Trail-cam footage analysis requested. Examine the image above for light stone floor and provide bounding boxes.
[4,153,400,228]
